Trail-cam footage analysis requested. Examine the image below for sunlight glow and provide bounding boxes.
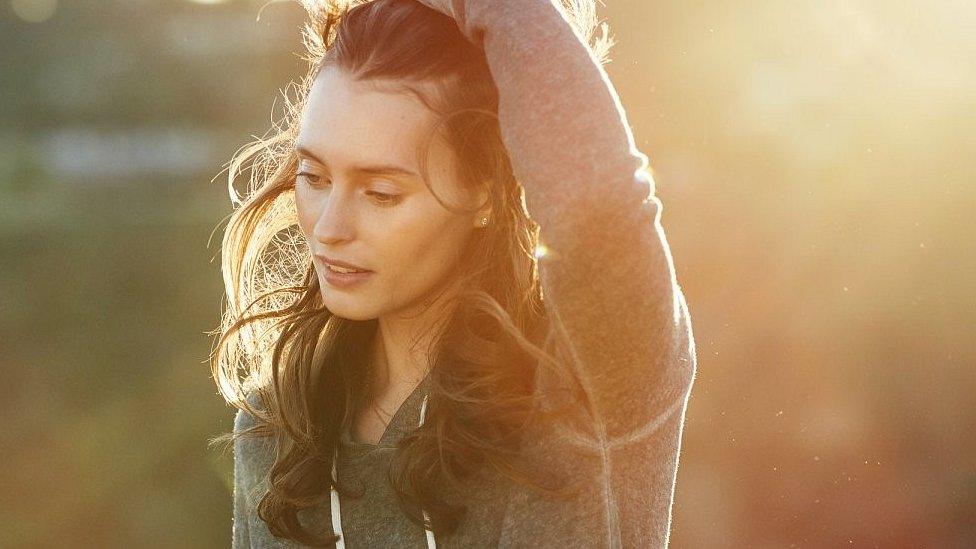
[10,0,57,23]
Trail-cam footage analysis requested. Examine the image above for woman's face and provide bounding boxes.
[295,65,486,322]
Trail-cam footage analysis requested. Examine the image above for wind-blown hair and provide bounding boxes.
[208,0,616,544]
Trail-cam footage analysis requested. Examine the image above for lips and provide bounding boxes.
[318,255,371,272]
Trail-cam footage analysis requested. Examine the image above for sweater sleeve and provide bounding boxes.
[450,0,697,445]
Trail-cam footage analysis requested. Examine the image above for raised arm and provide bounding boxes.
[419,0,697,446]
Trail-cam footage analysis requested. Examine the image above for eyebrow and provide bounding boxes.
[295,145,420,179]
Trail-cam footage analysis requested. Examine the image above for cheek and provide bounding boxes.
[381,213,468,282]
[295,189,328,249]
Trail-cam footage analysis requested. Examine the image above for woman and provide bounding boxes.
[212,0,697,546]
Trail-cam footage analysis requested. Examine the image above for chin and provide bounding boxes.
[320,293,378,322]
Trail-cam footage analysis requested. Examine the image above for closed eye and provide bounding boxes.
[296,171,323,185]
[367,190,402,206]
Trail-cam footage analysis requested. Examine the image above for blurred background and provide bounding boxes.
[1,0,972,546]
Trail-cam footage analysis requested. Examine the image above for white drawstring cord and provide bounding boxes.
[329,460,346,549]
[418,394,436,548]
[331,393,436,548]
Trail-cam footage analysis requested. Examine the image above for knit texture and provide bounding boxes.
[232,0,697,546]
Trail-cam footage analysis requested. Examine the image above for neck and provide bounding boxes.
[369,276,461,398]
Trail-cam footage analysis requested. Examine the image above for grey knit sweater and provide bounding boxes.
[232,0,698,547]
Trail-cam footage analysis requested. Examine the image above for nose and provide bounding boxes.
[312,185,357,246]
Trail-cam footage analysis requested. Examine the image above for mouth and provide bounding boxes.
[325,263,370,274]
[317,255,372,273]
[318,258,374,288]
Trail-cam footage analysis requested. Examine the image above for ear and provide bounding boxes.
[472,180,492,228]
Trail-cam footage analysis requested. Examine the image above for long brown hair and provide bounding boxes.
[209,0,616,544]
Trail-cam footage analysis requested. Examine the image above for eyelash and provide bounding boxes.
[296,171,401,206]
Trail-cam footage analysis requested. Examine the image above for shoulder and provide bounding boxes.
[233,390,266,433]
[234,389,276,454]
[233,391,277,508]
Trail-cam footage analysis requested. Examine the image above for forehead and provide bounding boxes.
[297,66,438,169]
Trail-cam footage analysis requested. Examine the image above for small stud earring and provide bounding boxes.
[480,217,489,227]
